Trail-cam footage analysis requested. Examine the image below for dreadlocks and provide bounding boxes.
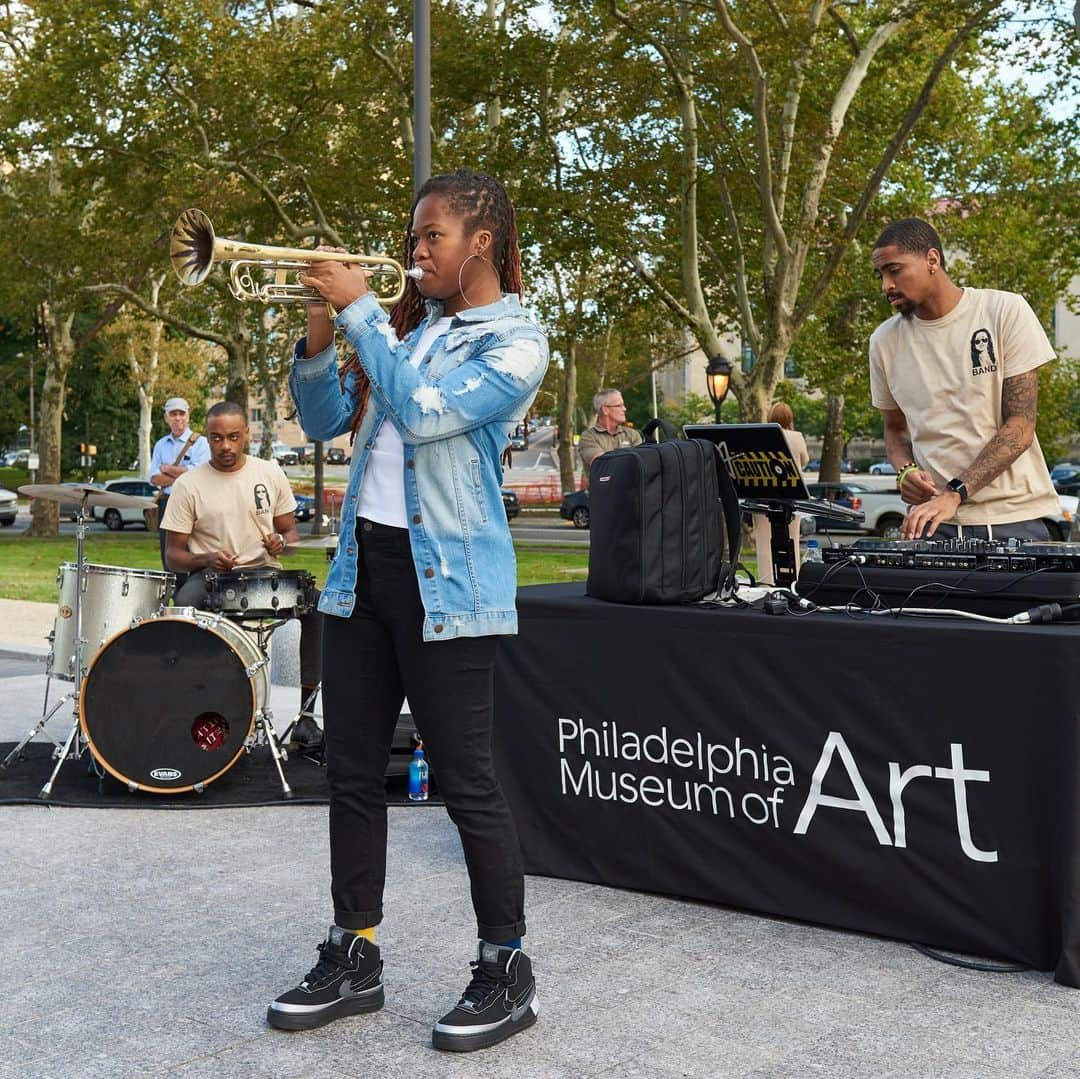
[341,170,524,441]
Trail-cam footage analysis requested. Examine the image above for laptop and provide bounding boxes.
[682,423,811,501]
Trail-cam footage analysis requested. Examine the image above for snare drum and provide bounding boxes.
[49,563,175,681]
[79,609,268,794]
[204,568,316,620]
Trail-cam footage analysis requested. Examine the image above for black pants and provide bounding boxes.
[322,517,526,941]
[174,570,323,688]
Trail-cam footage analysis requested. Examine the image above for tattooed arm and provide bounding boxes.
[902,371,1038,538]
[958,370,1038,493]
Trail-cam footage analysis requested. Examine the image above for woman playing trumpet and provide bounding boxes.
[270,170,548,1053]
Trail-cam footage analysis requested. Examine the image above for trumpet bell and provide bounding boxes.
[170,208,217,286]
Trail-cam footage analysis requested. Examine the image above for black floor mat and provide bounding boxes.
[0,742,442,809]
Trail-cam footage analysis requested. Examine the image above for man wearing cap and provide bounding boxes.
[150,397,210,570]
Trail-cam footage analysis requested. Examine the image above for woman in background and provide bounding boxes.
[752,401,810,585]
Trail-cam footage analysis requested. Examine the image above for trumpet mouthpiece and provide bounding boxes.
[406,266,425,281]
[171,208,216,286]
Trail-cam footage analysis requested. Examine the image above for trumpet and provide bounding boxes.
[170,207,423,307]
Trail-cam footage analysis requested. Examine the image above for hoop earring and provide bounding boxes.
[457,253,497,308]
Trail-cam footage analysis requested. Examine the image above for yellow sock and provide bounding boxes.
[351,926,376,942]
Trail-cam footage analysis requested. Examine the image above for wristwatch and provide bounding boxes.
[945,478,969,503]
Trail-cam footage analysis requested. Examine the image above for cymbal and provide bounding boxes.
[18,484,156,510]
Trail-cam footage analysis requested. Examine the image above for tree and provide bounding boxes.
[555,0,1071,424]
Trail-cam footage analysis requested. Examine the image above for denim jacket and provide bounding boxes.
[289,291,548,641]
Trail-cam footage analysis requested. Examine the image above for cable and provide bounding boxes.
[910,942,1028,974]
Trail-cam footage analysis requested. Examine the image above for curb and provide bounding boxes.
[0,642,49,663]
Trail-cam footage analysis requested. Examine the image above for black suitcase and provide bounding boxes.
[585,422,740,604]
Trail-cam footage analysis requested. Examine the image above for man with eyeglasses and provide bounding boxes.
[160,401,324,752]
[578,389,642,478]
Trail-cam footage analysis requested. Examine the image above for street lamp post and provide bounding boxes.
[705,356,733,423]
[413,0,431,196]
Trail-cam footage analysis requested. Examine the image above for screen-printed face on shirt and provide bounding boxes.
[206,413,249,473]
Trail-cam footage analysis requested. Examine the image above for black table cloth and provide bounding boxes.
[493,583,1080,986]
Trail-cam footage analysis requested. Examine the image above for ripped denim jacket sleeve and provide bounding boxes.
[335,294,548,443]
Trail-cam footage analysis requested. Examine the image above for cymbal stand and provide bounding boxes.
[1,496,95,794]
[30,496,93,797]
[248,617,323,758]
[244,617,295,799]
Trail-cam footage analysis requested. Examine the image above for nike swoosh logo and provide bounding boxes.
[510,989,534,1022]
[338,980,376,999]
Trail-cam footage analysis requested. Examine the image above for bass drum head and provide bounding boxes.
[80,616,256,793]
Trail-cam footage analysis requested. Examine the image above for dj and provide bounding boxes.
[160,401,324,751]
[869,218,1059,541]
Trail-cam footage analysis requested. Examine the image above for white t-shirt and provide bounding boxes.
[161,456,297,569]
[869,288,1058,525]
[357,317,453,527]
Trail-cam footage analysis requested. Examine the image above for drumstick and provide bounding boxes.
[250,509,271,537]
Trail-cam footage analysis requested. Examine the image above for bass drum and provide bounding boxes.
[79,609,268,794]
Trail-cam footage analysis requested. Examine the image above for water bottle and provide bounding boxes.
[408,745,429,802]
[804,539,822,563]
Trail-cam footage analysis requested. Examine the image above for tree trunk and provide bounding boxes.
[27,307,76,536]
[135,383,152,479]
[820,392,845,482]
[312,441,324,537]
[737,373,770,423]
[557,337,578,494]
[222,308,252,413]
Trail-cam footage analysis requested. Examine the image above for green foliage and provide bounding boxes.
[658,392,715,432]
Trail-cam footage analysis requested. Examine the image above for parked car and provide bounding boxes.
[1049,494,1077,541]
[91,479,157,530]
[509,431,528,451]
[560,489,590,529]
[291,444,316,464]
[0,483,17,526]
[1052,465,1080,495]
[2,448,30,468]
[293,493,315,522]
[805,481,905,535]
[806,458,856,474]
[326,447,349,465]
[501,488,520,521]
[868,461,897,476]
[271,442,298,466]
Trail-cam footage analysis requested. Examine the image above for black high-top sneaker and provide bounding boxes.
[432,942,538,1052]
[267,927,383,1031]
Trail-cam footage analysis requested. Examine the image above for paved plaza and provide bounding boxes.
[1,600,1078,1078]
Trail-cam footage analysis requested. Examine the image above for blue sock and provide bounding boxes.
[488,936,522,951]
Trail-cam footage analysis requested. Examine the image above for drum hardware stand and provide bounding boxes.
[247,706,294,799]
[238,617,300,799]
[2,498,96,797]
[277,683,324,756]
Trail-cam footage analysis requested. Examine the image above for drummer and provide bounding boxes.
[160,401,324,752]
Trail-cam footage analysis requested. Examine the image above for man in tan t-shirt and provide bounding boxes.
[162,401,324,750]
[578,388,643,479]
[869,217,1058,541]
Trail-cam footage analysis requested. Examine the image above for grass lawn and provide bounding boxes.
[0,531,590,603]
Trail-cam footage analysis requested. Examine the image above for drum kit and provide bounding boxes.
[2,483,316,800]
